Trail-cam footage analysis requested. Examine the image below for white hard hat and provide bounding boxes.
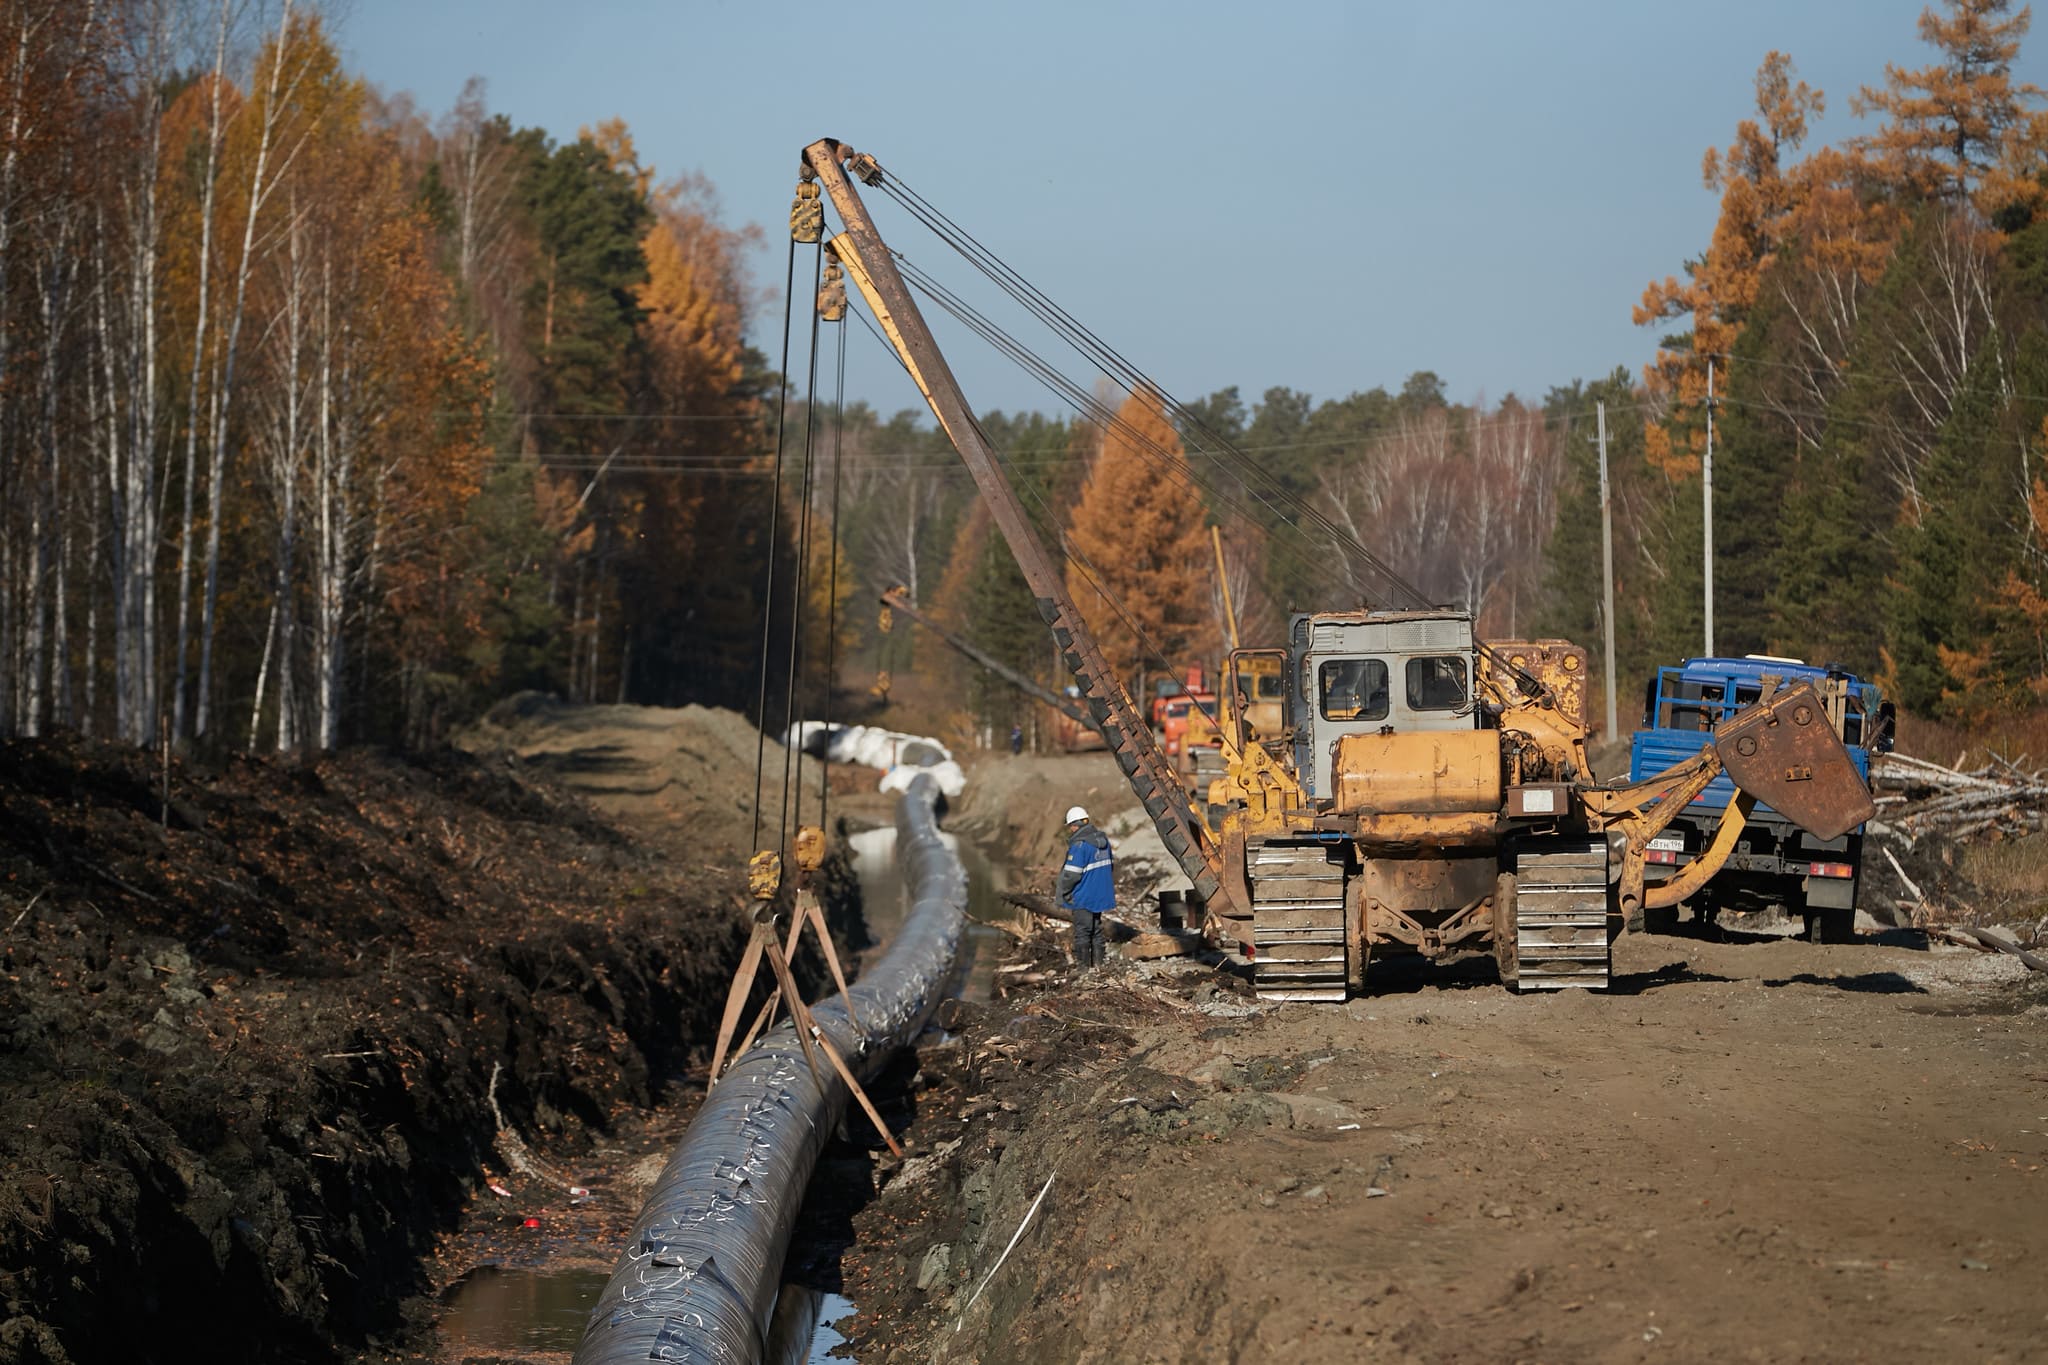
[1064,806,1089,825]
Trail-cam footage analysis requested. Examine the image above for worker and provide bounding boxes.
[1010,723,1024,756]
[1057,805,1114,970]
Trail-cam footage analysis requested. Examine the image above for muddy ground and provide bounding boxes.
[0,700,866,1365]
[832,752,2048,1365]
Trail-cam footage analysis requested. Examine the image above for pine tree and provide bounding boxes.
[1891,348,2013,710]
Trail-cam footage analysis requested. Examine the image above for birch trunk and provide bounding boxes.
[98,51,167,748]
[170,1,231,740]
[268,200,307,755]
[198,0,300,739]
[311,249,351,752]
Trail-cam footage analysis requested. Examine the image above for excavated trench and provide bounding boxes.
[570,773,975,1364]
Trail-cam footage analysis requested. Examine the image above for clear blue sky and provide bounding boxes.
[341,0,2048,420]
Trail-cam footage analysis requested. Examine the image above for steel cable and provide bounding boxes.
[750,236,803,856]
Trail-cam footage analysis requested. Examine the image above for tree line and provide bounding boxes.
[0,0,800,752]
[1608,0,2048,723]
[3,0,2044,755]
[815,0,2048,743]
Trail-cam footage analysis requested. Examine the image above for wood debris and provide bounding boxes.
[1869,752,2048,841]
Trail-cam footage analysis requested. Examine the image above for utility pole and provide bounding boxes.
[1597,402,1617,740]
[1212,524,1240,651]
[1703,359,1715,658]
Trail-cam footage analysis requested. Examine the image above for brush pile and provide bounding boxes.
[1869,751,2048,840]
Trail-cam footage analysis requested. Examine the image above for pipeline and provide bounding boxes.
[573,772,967,1365]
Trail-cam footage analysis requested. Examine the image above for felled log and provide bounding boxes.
[1939,925,2048,973]
[1119,929,1207,960]
[999,891,1142,942]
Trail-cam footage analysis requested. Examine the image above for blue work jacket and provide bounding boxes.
[1058,825,1115,912]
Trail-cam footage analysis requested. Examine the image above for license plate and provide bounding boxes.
[1648,834,1684,853]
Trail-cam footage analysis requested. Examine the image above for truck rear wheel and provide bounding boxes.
[1803,905,1855,944]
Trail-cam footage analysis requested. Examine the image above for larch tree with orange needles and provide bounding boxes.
[1851,0,2048,215]
[1636,52,1823,477]
[1064,389,1218,684]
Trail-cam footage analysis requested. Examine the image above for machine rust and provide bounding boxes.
[1715,686,1875,842]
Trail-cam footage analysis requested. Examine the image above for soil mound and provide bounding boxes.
[461,694,827,855]
[0,734,753,1364]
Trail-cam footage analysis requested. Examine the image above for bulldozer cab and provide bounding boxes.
[1224,649,1290,745]
[1289,610,1478,799]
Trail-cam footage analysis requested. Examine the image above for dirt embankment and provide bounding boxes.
[837,926,2048,1363]
[0,705,844,1365]
[951,751,1188,899]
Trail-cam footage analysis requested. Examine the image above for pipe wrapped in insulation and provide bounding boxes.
[574,772,966,1365]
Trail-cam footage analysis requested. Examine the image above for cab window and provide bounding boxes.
[1658,678,1717,732]
[1405,655,1469,711]
[1256,673,1286,700]
[1318,658,1389,721]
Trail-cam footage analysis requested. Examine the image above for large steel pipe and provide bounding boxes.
[573,772,966,1364]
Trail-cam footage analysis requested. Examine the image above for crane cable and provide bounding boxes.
[749,235,808,857]
[869,167,1562,706]
[841,294,1225,725]
[778,245,829,858]
[889,252,1390,616]
[884,230,1416,612]
[819,311,848,833]
[871,166,1434,611]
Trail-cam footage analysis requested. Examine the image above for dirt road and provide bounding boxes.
[837,755,2048,1364]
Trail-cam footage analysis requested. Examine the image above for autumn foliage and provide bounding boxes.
[6,0,2048,755]
[1628,0,2048,725]
[1064,390,1219,682]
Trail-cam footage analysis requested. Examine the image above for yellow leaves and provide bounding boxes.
[584,118,652,200]
[638,215,743,409]
[636,177,759,426]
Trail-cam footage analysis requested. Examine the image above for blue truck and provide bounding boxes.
[1630,656,1892,943]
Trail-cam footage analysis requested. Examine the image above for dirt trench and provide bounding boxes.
[0,704,864,1365]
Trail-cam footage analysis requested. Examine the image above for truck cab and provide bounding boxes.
[1630,656,1891,942]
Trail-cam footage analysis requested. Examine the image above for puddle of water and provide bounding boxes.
[765,1284,857,1363]
[847,825,1010,1002]
[438,1263,608,1354]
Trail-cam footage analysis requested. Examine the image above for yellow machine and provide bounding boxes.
[1199,611,1873,997]
[796,137,1875,1001]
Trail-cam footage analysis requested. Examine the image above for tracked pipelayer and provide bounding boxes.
[799,137,1876,1001]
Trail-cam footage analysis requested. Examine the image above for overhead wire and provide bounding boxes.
[470,394,1670,470]
[873,165,1436,611]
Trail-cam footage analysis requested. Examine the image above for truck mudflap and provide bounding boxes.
[1713,681,1876,842]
